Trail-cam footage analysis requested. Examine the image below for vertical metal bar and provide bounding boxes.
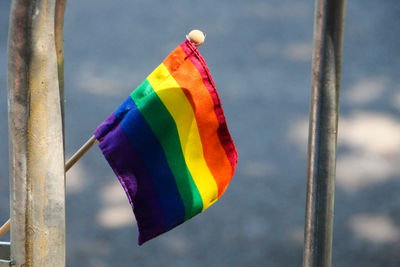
[55,0,67,148]
[8,1,66,266]
[303,1,346,267]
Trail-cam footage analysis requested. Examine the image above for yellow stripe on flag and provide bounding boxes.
[147,63,219,210]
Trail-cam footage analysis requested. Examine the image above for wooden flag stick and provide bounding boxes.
[65,135,98,172]
[0,135,98,238]
[0,219,10,238]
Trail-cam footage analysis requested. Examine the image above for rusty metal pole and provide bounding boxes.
[303,1,346,267]
[8,1,66,266]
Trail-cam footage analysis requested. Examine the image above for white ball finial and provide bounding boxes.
[187,29,205,46]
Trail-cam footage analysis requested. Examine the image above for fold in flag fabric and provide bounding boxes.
[94,40,238,245]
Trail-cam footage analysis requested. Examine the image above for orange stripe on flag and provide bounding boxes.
[163,47,233,197]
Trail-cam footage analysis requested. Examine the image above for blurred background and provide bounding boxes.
[1,0,400,266]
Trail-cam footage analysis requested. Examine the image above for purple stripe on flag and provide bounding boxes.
[95,112,120,139]
[95,117,166,244]
[119,97,186,230]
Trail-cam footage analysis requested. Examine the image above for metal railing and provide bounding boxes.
[0,0,346,266]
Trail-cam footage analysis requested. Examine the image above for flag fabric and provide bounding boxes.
[94,39,238,245]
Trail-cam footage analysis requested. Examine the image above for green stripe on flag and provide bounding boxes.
[130,79,203,220]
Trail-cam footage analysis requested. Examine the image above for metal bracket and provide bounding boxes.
[0,242,10,266]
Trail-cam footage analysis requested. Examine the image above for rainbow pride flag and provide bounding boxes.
[94,40,238,245]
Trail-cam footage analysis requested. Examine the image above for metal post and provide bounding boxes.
[303,1,346,267]
[8,1,66,266]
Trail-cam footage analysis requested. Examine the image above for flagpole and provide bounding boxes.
[303,0,346,267]
[0,135,97,239]
[0,220,10,238]
[65,135,97,171]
